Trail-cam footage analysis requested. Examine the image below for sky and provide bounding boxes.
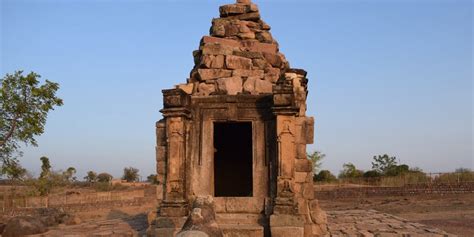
[1,0,472,179]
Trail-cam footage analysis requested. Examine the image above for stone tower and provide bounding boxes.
[150,0,328,236]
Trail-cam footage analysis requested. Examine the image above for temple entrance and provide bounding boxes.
[214,122,253,197]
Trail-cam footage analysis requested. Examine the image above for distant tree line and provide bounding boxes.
[0,154,162,196]
[309,152,473,184]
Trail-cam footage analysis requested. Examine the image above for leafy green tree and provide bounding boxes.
[0,158,27,181]
[0,71,63,170]
[314,170,337,182]
[371,154,397,175]
[122,167,139,182]
[338,163,363,179]
[39,156,51,179]
[97,172,113,183]
[307,151,325,174]
[84,171,98,183]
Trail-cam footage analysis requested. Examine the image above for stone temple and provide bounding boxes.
[150,0,328,236]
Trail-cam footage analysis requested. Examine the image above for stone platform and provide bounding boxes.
[326,210,454,237]
[21,210,454,237]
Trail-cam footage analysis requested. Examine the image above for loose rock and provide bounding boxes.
[2,216,47,237]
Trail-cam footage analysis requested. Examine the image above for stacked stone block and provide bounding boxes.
[174,0,290,97]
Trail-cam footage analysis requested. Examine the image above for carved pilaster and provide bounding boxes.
[270,74,306,237]
[159,89,191,217]
[273,115,298,214]
[271,83,299,214]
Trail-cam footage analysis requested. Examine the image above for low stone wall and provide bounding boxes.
[315,182,474,199]
[1,197,156,218]
[0,187,158,215]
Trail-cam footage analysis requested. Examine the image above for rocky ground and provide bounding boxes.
[34,216,147,237]
[319,193,474,237]
[327,209,452,236]
[2,192,471,236]
[11,209,453,237]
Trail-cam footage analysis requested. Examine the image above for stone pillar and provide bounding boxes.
[270,84,305,237]
[152,89,191,237]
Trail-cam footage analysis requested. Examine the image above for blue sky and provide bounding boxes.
[1,0,472,179]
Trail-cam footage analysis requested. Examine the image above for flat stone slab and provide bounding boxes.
[326,209,455,236]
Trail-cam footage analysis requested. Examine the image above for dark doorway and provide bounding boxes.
[214,122,253,197]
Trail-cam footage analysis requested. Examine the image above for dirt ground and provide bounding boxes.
[319,193,474,237]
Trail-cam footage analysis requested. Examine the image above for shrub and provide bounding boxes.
[338,163,363,179]
[363,170,381,178]
[314,170,337,182]
[97,173,113,183]
[147,174,159,184]
[84,171,98,183]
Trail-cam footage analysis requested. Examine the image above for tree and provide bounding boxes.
[0,158,27,181]
[314,170,337,182]
[32,170,68,196]
[371,154,397,175]
[39,156,51,179]
[338,163,363,179]
[84,171,98,183]
[307,151,325,174]
[97,173,113,183]
[122,167,139,182]
[1,71,63,170]
[147,174,159,184]
[62,167,77,182]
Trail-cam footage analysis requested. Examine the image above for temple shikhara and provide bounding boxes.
[149,0,328,236]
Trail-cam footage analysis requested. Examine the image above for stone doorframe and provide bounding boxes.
[188,95,274,215]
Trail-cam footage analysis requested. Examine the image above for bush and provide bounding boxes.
[97,173,113,183]
[84,171,98,183]
[338,163,363,179]
[23,171,69,196]
[314,170,337,182]
[363,170,381,178]
[385,164,410,176]
[147,174,159,184]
